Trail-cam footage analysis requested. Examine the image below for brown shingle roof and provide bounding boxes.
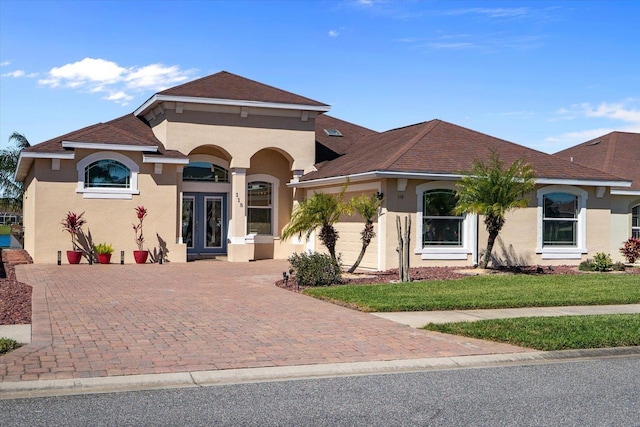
[302,119,627,183]
[22,114,186,159]
[159,71,329,107]
[315,114,378,163]
[554,132,640,191]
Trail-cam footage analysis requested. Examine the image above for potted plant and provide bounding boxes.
[61,211,87,264]
[94,242,114,264]
[132,206,149,264]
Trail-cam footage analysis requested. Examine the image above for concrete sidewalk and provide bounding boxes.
[373,304,640,328]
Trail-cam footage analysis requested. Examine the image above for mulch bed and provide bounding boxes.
[276,264,640,292]
[0,249,33,325]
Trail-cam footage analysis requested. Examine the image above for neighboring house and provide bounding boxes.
[16,71,632,267]
[555,132,640,261]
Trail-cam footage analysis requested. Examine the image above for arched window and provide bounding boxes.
[84,159,130,188]
[76,152,139,199]
[633,204,640,239]
[536,185,587,258]
[415,181,476,261]
[422,189,463,246]
[542,192,578,246]
[247,181,272,235]
[182,162,229,182]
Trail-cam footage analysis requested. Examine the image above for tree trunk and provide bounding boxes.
[348,221,374,273]
[396,216,404,281]
[403,216,411,282]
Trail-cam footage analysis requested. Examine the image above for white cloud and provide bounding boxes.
[0,61,11,67]
[546,99,640,147]
[124,63,191,91]
[38,58,197,105]
[44,58,126,86]
[580,100,640,123]
[104,91,133,104]
[2,70,25,78]
[328,30,339,37]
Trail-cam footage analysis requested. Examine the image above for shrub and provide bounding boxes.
[579,259,594,271]
[619,237,640,264]
[592,252,614,272]
[288,251,342,287]
[0,337,20,355]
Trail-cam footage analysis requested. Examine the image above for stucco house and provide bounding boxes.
[555,132,640,261]
[16,71,633,267]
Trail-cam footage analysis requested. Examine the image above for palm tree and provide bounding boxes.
[0,132,30,211]
[454,150,536,269]
[347,193,382,273]
[282,189,347,265]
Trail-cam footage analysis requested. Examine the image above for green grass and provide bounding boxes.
[302,274,640,312]
[424,314,640,351]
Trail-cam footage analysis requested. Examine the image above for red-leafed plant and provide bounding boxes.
[132,206,148,250]
[61,211,87,250]
[619,237,640,264]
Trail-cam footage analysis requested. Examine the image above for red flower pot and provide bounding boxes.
[66,250,83,264]
[133,250,149,264]
[97,253,112,264]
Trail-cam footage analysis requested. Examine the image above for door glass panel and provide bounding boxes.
[205,197,223,248]
[182,197,194,248]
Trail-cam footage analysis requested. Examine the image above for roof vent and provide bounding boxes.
[323,129,343,137]
[586,140,601,146]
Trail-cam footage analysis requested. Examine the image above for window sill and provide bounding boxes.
[245,234,277,244]
[417,247,469,260]
[77,188,140,200]
[537,247,587,259]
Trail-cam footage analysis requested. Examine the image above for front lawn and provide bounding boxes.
[424,314,640,351]
[302,274,640,312]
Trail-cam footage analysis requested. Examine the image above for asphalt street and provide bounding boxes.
[2,356,639,426]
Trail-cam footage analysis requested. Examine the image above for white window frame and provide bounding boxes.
[536,185,588,259]
[632,203,640,239]
[415,181,476,261]
[246,173,280,243]
[76,152,139,199]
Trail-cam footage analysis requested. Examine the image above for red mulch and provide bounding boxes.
[276,264,640,292]
[0,249,33,325]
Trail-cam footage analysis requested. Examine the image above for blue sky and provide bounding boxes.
[1,0,639,153]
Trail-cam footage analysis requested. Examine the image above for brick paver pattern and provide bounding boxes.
[1,260,527,382]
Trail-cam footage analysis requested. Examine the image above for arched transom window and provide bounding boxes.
[182,162,229,182]
[84,159,130,188]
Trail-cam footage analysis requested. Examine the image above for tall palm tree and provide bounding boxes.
[282,189,347,265]
[347,193,382,273]
[454,150,536,269]
[0,132,30,211]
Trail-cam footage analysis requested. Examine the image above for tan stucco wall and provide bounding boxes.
[610,195,640,262]
[23,153,186,264]
[152,109,316,172]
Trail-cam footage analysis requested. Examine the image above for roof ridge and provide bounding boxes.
[602,132,618,174]
[380,120,439,169]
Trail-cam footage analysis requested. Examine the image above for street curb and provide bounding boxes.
[2,346,639,399]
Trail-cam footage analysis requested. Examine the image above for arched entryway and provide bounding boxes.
[181,148,232,258]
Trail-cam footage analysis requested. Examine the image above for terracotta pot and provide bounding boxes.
[133,250,149,264]
[97,253,112,264]
[66,250,83,264]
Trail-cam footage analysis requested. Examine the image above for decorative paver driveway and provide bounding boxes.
[1,261,526,382]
